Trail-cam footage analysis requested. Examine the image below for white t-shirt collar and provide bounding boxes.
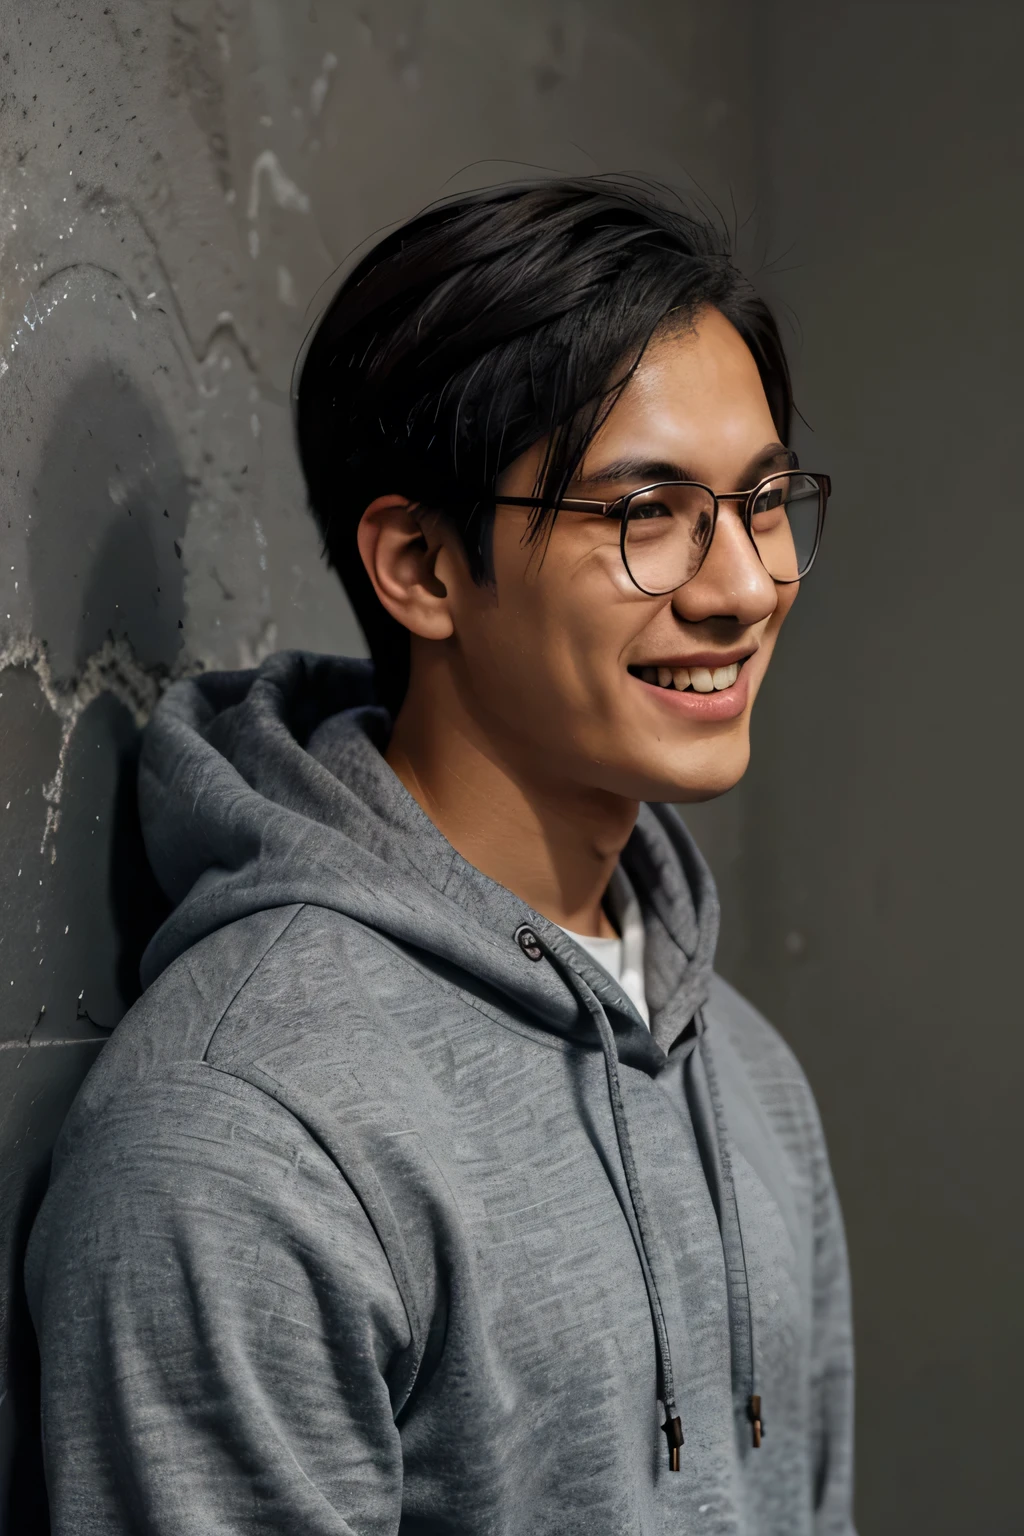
[558,863,650,1028]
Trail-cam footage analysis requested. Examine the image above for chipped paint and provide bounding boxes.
[0,631,188,858]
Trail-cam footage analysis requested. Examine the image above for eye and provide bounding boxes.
[628,498,673,522]
[750,479,790,531]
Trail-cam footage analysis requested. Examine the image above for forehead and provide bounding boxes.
[582,307,778,480]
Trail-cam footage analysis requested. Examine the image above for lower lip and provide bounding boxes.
[631,666,751,721]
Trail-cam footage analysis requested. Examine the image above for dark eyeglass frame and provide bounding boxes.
[495,469,831,595]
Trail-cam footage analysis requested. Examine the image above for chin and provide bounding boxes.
[631,733,752,805]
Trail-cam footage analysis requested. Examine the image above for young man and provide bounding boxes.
[28,179,854,1533]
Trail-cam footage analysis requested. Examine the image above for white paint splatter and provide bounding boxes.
[310,52,338,116]
[252,516,268,572]
[1,272,122,374]
[276,265,296,306]
[246,150,311,224]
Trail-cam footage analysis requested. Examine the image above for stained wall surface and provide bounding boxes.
[720,3,1024,1532]
[0,0,760,1519]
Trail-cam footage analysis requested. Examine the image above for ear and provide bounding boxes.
[357,496,456,641]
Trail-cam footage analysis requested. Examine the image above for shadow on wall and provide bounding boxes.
[23,359,185,1017]
[3,366,182,1529]
[28,362,190,679]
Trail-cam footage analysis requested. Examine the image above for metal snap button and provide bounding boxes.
[514,924,544,961]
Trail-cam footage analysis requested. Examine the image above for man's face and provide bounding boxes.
[439,305,799,804]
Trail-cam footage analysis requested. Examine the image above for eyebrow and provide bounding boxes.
[576,442,793,490]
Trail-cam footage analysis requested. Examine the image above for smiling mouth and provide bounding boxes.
[628,659,748,694]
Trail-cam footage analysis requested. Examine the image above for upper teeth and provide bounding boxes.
[642,662,740,692]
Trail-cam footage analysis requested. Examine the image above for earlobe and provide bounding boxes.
[357,496,455,642]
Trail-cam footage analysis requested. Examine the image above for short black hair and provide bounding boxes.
[295,176,792,710]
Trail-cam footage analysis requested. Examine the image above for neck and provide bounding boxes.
[385,660,638,938]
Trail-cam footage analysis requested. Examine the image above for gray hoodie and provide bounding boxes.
[27,651,855,1535]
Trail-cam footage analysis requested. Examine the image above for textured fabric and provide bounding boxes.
[560,863,650,1027]
[26,651,856,1535]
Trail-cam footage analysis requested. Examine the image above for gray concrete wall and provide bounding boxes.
[0,0,760,1518]
[713,3,1024,1531]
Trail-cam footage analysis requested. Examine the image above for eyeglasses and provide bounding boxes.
[496,470,830,595]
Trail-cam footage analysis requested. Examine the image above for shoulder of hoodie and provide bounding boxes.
[81,901,499,1121]
[35,905,425,1336]
[703,969,836,1180]
[42,903,464,1319]
[704,970,804,1082]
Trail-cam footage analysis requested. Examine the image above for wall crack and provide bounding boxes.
[0,631,199,860]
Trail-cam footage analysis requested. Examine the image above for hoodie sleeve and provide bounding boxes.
[809,1106,858,1535]
[26,1062,412,1536]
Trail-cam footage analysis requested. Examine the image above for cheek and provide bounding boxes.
[463,540,632,714]
[448,563,558,711]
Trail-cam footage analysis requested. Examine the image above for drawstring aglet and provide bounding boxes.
[748,1394,764,1449]
[662,1412,684,1472]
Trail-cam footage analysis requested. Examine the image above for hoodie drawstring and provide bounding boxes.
[577,971,685,1470]
[514,927,762,1465]
[695,1007,763,1449]
[516,925,684,1469]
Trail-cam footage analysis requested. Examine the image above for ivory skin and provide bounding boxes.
[357,307,798,938]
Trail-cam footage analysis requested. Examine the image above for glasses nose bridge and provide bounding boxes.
[708,489,754,541]
[694,487,770,588]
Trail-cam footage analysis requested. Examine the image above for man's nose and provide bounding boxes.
[671,504,779,626]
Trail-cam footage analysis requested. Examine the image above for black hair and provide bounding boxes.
[295,176,792,711]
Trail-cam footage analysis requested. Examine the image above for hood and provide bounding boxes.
[140,650,720,1060]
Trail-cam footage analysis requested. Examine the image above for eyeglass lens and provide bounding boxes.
[622,473,823,594]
